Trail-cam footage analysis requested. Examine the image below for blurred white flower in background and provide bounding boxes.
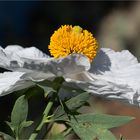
[98,2,140,60]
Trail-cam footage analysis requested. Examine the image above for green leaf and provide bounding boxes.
[0,132,15,140]
[37,84,56,97]
[11,95,28,126]
[24,86,44,99]
[62,83,85,94]
[96,129,116,140]
[70,121,96,140]
[68,113,134,140]
[54,92,90,119]
[9,95,29,138]
[82,113,134,129]
[52,77,65,91]
[20,121,33,128]
[37,77,65,97]
[6,121,15,132]
[65,92,90,110]
[19,121,33,134]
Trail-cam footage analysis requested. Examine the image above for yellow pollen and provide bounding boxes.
[48,25,98,62]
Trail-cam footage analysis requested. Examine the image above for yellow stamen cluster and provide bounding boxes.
[48,25,98,62]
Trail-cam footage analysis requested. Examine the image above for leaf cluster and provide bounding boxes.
[0,77,135,140]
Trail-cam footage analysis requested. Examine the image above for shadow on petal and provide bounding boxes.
[133,92,140,106]
[89,49,111,74]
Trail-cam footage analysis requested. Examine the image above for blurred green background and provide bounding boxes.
[0,1,140,139]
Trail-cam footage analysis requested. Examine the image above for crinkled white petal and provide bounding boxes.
[89,48,138,74]
[21,53,90,81]
[0,72,34,96]
[5,45,24,53]
[2,45,140,106]
[0,45,50,70]
[5,45,50,59]
[65,78,135,103]
[67,48,140,106]
[0,46,90,80]
[0,46,90,96]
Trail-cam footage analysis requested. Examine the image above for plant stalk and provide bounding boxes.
[29,95,55,140]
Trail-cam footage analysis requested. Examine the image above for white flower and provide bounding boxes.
[0,45,140,105]
[0,45,89,96]
[67,48,140,105]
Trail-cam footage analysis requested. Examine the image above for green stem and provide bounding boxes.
[63,128,72,137]
[29,95,55,140]
[16,136,19,140]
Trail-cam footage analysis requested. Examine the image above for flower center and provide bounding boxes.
[48,25,98,62]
